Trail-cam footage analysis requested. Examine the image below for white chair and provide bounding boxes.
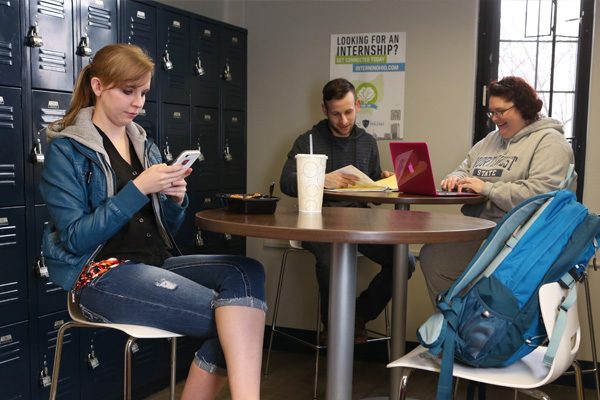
[387,282,584,400]
[264,240,390,399]
[49,293,183,400]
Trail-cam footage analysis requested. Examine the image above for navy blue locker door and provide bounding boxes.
[220,27,246,111]
[158,10,190,104]
[160,103,190,164]
[190,19,219,108]
[130,338,169,392]
[221,110,246,190]
[34,204,65,316]
[33,311,79,399]
[0,87,24,207]
[30,91,71,205]
[79,328,127,399]
[76,0,119,76]
[176,191,221,255]
[0,321,31,399]
[27,0,75,92]
[122,0,157,102]
[190,107,219,191]
[0,206,28,327]
[134,100,158,147]
[0,0,21,87]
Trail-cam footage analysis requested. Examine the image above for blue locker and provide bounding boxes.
[190,106,219,191]
[158,10,190,104]
[30,90,71,205]
[79,328,127,399]
[33,311,79,399]
[190,18,219,108]
[0,0,21,87]
[220,27,247,111]
[27,0,75,92]
[0,321,31,399]
[133,100,158,146]
[122,0,157,102]
[0,87,24,207]
[221,110,246,190]
[160,103,190,164]
[76,0,119,76]
[33,204,65,316]
[0,206,27,327]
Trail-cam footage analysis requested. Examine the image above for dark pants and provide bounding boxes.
[301,241,417,324]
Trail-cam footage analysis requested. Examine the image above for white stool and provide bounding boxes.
[49,293,183,400]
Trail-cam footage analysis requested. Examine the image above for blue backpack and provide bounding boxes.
[417,179,600,400]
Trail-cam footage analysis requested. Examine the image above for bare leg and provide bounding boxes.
[181,362,227,400]
[215,305,266,400]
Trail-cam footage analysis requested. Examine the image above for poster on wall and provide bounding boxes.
[330,32,406,141]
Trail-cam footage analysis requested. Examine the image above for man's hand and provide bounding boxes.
[325,172,360,189]
[380,170,394,179]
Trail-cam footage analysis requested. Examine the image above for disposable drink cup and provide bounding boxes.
[295,154,328,212]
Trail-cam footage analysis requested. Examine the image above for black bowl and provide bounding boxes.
[218,193,280,214]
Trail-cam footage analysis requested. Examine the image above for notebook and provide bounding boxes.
[389,142,480,197]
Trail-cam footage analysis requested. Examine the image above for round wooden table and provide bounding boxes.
[196,206,496,400]
[324,190,487,210]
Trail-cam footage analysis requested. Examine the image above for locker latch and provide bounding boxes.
[197,146,205,162]
[35,252,49,278]
[27,23,44,48]
[162,50,173,70]
[39,367,51,388]
[163,144,173,163]
[194,230,204,247]
[131,342,139,354]
[224,233,232,241]
[222,62,232,81]
[87,350,100,369]
[223,147,233,162]
[77,34,93,57]
[33,138,45,164]
[194,57,205,76]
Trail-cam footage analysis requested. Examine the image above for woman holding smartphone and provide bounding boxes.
[40,43,266,400]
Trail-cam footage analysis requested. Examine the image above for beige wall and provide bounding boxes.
[158,0,600,361]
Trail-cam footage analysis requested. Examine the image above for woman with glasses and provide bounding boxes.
[420,76,575,306]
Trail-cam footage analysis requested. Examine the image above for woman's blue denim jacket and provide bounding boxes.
[40,107,187,292]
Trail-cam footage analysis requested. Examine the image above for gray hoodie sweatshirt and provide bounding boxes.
[449,116,576,222]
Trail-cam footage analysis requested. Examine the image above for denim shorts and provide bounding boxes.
[78,254,267,376]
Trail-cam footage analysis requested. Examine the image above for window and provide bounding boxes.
[474,0,594,200]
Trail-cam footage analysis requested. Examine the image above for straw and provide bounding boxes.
[309,134,313,154]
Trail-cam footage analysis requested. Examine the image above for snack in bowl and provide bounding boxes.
[218,193,280,214]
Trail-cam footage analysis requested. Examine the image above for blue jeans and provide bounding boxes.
[78,254,267,376]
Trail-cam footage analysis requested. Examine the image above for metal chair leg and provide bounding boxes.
[583,273,600,400]
[124,337,137,400]
[264,248,292,376]
[170,337,177,400]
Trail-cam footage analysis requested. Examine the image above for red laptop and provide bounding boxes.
[389,142,480,197]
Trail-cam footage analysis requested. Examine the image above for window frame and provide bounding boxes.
[474,0,594,201]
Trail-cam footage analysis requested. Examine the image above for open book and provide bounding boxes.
[324,165,391,192]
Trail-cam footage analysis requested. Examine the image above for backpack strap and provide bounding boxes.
[543,273,577,365]
[558,164,576,190]
[435,298,463,400]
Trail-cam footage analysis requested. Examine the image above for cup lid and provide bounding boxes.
[295,154,328,159]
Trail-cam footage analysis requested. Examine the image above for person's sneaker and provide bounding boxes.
[354,318,368,343]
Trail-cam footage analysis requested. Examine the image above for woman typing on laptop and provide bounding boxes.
[420,76,576,306]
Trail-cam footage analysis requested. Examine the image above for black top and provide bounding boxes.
[94,126,168,266]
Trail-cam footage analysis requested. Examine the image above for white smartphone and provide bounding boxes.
[172,150,201,168]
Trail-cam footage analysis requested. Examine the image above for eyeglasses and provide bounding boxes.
[486,105,515,119]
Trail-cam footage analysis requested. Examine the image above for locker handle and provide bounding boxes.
[26,24,44,48]
[162,50,173,70]
[77,34,92,57]
[194,57,205,76]
[222,62,232,82]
